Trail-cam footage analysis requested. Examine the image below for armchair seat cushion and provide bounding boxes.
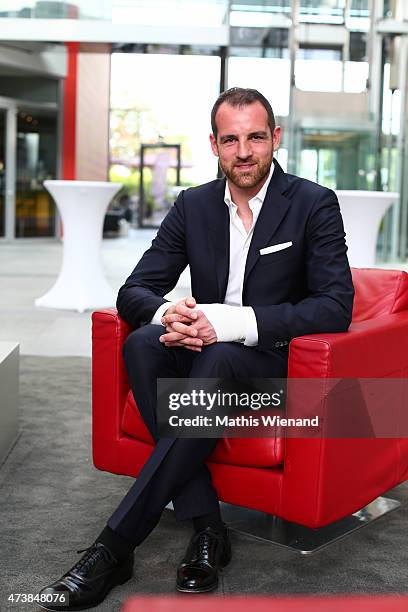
[121,392,154,445]
[121,391,285,468]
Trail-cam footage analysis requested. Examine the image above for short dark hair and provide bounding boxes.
[211,87,276,139]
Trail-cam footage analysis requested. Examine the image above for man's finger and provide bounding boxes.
[161,313,192,325]
[183,297,196,308]
[175,303,198,320]
[160,331,184,342]
[170,321,198,337]
[160,332,203,346]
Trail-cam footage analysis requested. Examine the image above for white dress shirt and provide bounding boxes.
[151,163,275,345]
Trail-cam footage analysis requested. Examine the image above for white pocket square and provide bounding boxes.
[260,241,293,255]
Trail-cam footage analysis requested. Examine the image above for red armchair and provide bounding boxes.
[92,268,408,534]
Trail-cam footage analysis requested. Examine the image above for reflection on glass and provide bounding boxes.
[228,56,290,116]
[112,0,228,26]
[300,0,369,25]
[295,59,368,92]
[139,144,181,228]
[15,110,57,237]
[109,52,220,221]
[380,63,399,194]
[0,0,370,23]
[300,0,344,22]
[0,110,5,237]
[300,147,337,189]
[348,0,370,29]
[382,64,400,137]
[230,1,291,15]
[230,0,368,25]
[0,0,111,20]
[299,129,376,190]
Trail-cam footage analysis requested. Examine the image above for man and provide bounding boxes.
[39,88,354,610]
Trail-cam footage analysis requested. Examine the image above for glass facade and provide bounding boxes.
[0,0,371,24]
[0,0,407,258]
[106,0,397,234]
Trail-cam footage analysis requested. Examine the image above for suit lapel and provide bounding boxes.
[205,160,291,300]
[244,159,291,285]
[206,178,230,302]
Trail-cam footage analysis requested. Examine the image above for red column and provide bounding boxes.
[62,42,78,180]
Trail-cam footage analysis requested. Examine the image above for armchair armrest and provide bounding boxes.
[92,308,133,472]
[288,311,408,379]
[280,311,408,527]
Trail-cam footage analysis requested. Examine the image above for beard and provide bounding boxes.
[219,155,273,190]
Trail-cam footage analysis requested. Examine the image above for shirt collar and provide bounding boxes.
[224,161,275,209]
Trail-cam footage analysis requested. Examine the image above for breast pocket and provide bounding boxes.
[258,247,297,266]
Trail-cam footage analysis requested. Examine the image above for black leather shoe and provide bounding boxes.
[176,526,231,593]
[37,542,133,611]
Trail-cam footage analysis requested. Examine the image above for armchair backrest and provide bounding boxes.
[351,268,408,322]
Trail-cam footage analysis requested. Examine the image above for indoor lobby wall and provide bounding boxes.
[75,43,111,181]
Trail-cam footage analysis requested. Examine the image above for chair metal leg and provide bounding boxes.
[221,497,401,555]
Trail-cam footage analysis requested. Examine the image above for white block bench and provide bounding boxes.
[0,342,19,465]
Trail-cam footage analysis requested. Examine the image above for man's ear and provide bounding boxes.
[273,126,281,152]
[209,133,219,157]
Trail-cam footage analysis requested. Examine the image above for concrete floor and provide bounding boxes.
[2,234,408,607]
[0,231,191,356]
[0,233,407,356]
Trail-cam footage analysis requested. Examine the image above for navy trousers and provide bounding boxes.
[107,324,288,546]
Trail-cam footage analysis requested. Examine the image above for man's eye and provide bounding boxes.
[251,135,264,140]
[223,137,235,144]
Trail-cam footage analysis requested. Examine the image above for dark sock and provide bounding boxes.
[96,525,135,562]
[193,510,225,534]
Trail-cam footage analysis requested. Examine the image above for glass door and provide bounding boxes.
[298,128,377,190]
[15,109,58,237]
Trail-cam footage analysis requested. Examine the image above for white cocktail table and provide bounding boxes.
[336,190,399,268]
[36,180,122,312]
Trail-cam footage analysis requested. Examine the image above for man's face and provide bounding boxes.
[210,101,280,191]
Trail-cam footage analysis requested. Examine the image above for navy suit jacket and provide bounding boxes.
[117,159,354,351]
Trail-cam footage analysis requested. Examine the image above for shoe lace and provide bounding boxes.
[74,544,107,576]
[197,533,211,557]
[192,530,222,562]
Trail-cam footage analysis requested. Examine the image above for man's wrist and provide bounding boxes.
[150,301,174,326]
[195,304,246,343]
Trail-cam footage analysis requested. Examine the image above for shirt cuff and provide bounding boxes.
[195,304,258,345]
[150,301,174,326]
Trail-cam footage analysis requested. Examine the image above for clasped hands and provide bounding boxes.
[159,297,217,352]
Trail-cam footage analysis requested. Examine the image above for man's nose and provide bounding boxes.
[236,139,252,159]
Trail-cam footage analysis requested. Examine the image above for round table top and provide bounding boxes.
[44,180,122,189]
[336,190,399,200]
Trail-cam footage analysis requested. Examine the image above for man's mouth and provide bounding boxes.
[235,163,256,171]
